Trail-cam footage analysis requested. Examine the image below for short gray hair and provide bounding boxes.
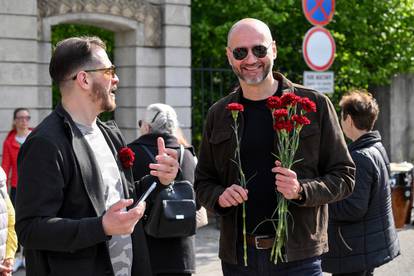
[144,103,179,135]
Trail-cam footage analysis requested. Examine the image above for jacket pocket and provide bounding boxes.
[209,128,232,144]
[337,226,353,253]
[209,129,233,175]
[46,246,100,276]
[296,123,321,172]
[300,123,320,138]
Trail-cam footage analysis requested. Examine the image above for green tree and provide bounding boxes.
[192,0,414,104]
[51,24,115,121]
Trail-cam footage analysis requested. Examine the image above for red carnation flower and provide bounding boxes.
[226,103,244,112]
[280,93,300,107]
[119,147,135,169]
[299,97,316,113]
[273,120,293,132]
[283,120,294,132]
[273,121,285,131]
[266,96,281,110]
[273,109,288,120]
[292,114,311,126]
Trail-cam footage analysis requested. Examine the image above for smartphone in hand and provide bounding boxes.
[132,181,157,208]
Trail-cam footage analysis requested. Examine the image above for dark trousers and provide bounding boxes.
[222,244,322,276]
[332,269,374,276]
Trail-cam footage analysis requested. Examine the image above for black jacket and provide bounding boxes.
[195,72,355,264]
[322,131,400,273]
[129,133,196,274]
[15,104,152,276]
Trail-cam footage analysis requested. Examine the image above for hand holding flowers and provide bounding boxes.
[265,93,316,263]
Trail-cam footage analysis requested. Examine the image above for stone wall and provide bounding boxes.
[0,0,192,161]
[371,74,414,163]
[0,0,46,158]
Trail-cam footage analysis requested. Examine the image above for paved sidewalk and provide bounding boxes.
[195,222,414,276]
[14,222,414,276]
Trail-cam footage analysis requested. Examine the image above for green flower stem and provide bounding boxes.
[232,113,248,266]
[242,202,247,266]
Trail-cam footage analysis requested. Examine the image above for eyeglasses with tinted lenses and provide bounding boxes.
[232,42,273,60]
[72,65,116,80]
[138,120,142,128]
[15,116,31,121]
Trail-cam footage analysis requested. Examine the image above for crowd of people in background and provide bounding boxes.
[0,17,402,276]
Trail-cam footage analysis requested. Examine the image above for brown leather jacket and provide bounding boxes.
[194,72,355,264]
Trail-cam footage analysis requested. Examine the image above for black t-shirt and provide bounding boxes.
[237,86,283,237]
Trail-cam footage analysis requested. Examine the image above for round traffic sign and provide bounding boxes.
[302,26,336,72]
[302,0,335,26]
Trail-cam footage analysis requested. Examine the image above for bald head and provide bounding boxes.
[227,18,273,47]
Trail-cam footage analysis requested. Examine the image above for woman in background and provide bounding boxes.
[2,108,32,205]
[1,107,32,272]
[129,103,196,276]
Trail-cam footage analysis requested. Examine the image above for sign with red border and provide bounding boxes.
[302,0,335,26]
[303,26,335,72]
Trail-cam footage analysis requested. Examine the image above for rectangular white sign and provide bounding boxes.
[303,71,334,93]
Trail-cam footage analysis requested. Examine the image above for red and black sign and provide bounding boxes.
[302,0,335,26]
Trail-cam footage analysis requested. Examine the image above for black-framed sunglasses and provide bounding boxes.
[72,65,117,80]
[231,42,273,60]
[138,111,161,128]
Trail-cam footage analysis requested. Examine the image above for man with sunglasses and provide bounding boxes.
[15,36,179,276]
[195,18,355,275]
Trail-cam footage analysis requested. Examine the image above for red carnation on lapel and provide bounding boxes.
[226,103,244,112]
[119,147,135,169]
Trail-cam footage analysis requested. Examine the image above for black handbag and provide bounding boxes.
[140,144,196,238]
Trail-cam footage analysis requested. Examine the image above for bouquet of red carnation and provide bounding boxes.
[265,93,316,263]
[226,102,249,266]
[119,147,135,169]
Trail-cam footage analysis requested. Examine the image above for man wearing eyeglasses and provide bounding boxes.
[195,18,355,275]
[15,36,179,276]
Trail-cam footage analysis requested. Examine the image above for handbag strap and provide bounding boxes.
[179,144,185,167]
[141,144,156,163]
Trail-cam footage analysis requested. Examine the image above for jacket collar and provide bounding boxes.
[348,130,382,152]
[55,103,131,215]
[229,72,295,105]
[225,72,295,128]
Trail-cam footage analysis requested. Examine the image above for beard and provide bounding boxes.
[231,61,272,85]
[91,81,116,112]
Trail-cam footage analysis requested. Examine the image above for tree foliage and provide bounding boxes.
[192,0,414,102]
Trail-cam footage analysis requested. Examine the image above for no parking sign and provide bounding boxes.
[302,0,335,26]
[302,26,335,71]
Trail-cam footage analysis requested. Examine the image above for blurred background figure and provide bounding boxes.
[1,108,32,205]
[0,167,18,276]
[129,103,196,276]
[1,108,31,272]
[322,90,400,276]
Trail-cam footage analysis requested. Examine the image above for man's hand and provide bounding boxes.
[272,160,302,200]
[149,137,179,185]
[102,199,146,236]
[218,184,248,208]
